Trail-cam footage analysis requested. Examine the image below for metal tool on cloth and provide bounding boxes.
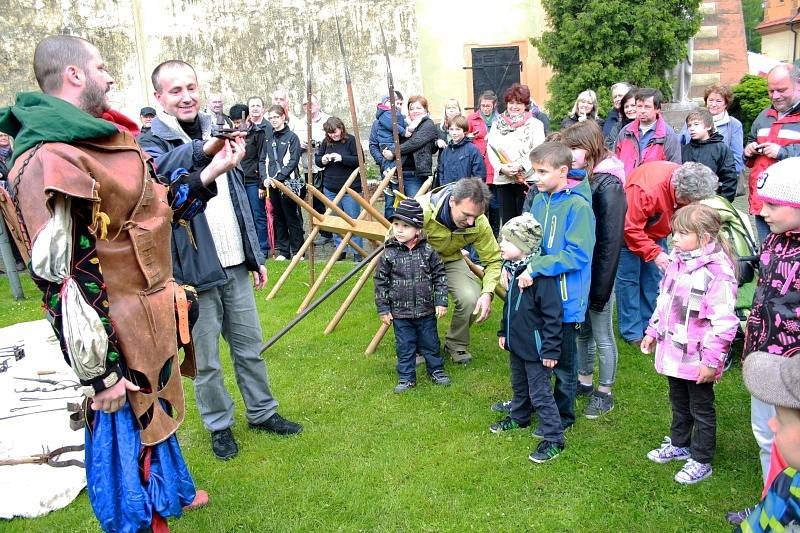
[0,444,85,468]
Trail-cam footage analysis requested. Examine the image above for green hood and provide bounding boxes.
[0,92,118,166]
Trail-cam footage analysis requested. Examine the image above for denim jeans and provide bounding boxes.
[384,172,424,219]
[192,264,279,431]
[615,241,666,342]
[577,298,618,387]
[323,187,364,255]
[244,182,269,257]
[668,376,716,463]
[393,315,443,381]
[751,395,776,483]
[554,322,580,429]
[509,352,564,444]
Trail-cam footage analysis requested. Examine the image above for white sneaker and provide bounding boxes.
[646,436,691,464]
[275,255,287,261]
[674,459,713,485]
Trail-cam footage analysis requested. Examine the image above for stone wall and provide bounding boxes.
[0,0,422,134]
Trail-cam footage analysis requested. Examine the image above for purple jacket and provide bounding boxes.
[646,242,739,380]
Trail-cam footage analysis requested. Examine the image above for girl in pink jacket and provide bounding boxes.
[641,203,739,485]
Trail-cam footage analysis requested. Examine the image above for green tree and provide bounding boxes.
[531,0,702,123]
[741,0,763,52]
[729,74,771,137]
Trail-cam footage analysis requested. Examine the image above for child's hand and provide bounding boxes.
[640,335,655,354]
[516,271,533,290]
[542,358,557,368]
[436,139,447,150]
[379,313,393,326]
[498,336,506,350]
[696,364,717,384]
[435,306,447,318]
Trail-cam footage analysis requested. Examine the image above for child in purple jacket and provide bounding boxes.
[640,203,739,485]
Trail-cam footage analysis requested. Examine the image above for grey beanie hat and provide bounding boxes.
[743,351,800,410]
[500,212,542,256]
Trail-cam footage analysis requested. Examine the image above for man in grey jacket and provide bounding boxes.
[139,60,302,461]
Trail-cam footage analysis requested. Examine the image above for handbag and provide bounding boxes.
[270,139,304,196]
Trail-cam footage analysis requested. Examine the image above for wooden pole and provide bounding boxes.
[324,252,382,334]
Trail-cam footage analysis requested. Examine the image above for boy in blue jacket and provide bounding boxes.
[491,213,565,463]
[504,142,595,431]
[437,115,486,185]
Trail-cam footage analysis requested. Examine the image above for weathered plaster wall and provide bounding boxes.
[0,0,422,135]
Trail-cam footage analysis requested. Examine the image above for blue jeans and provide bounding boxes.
[323,187,363,255]
[615,241,666,342]
[244,182,269,256]
[509,352,564,443]
[554,322,580,429]
[192,264,278,431]
[577,298,619,387]
[393,315,443,381]
[384,171,424,219]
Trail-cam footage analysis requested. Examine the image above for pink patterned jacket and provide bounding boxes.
[646,242,739,381]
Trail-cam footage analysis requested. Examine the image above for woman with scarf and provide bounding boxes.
[382,95,438,216]
[486,83,545,225]
[679,84,744,176]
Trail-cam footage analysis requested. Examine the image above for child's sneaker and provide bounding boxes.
[393,380,416,393]
[528,440,564,463]
[576,383,594,397]
[489,416,528,433]
[429,369,451,386]
[674,459,713,485]
[490,399,512,413]
[584,391,614,419]
[646,436,691,464]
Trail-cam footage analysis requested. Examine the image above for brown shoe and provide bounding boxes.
[627,338,643,347]
[445,346,473,364]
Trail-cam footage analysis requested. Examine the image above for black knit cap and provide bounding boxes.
[391,199,424,228]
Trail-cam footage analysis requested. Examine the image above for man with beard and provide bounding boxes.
[417,178,501,365]
[0,35,242,531]
[139,61,302,462]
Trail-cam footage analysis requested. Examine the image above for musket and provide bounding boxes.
[305,26,316,281]
[379,24,404,195]
[334,6,369,199]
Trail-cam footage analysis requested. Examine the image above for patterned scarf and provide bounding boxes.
[493,111,533,136]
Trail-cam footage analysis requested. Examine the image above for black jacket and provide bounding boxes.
[264,125,300,182]
[374,235,448,319]
[241,120,271,185]
[498,261,562,362]
[315,134,360,192]
[560,115,605,131]
[588,171,627,312]
[681,132,738,202]
[399,116,438,178]
[138,115,264,291]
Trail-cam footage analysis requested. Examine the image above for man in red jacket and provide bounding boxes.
[615,161,718,344]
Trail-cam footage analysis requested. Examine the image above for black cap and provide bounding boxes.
[391,199,424,228]
[140,106,156,116]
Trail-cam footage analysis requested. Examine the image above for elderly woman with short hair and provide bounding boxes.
[486,83,545,224]
[616,161,719,345]
[603,82,633,138]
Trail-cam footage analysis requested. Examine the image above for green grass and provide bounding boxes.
[0,266,761,532]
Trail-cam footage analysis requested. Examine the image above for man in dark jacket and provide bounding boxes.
[138,60,301,461]
[241,96,271,257]
[681,108,737,202]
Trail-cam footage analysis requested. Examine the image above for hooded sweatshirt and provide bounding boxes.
[526,176,596,323]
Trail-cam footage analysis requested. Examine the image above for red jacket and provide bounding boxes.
[615,115,681,176]
[745,105,800,214]
[623,161,681,261]
[467,111,495,183]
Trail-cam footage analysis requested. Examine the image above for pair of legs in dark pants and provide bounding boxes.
[268,185,305,257]
[667,376,716,463]
[494,183,526,227]
[553,322,579,429]
[393,315,444,381]
[509,351,564,444]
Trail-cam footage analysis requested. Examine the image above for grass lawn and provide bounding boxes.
[0,264,761,532]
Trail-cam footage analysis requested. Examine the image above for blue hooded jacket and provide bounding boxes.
[526,173,595,323]
[437,137,486,185]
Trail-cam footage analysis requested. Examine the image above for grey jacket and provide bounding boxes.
[138,113,265,291]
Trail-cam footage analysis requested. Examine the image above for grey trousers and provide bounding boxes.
[192,263,278,431]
